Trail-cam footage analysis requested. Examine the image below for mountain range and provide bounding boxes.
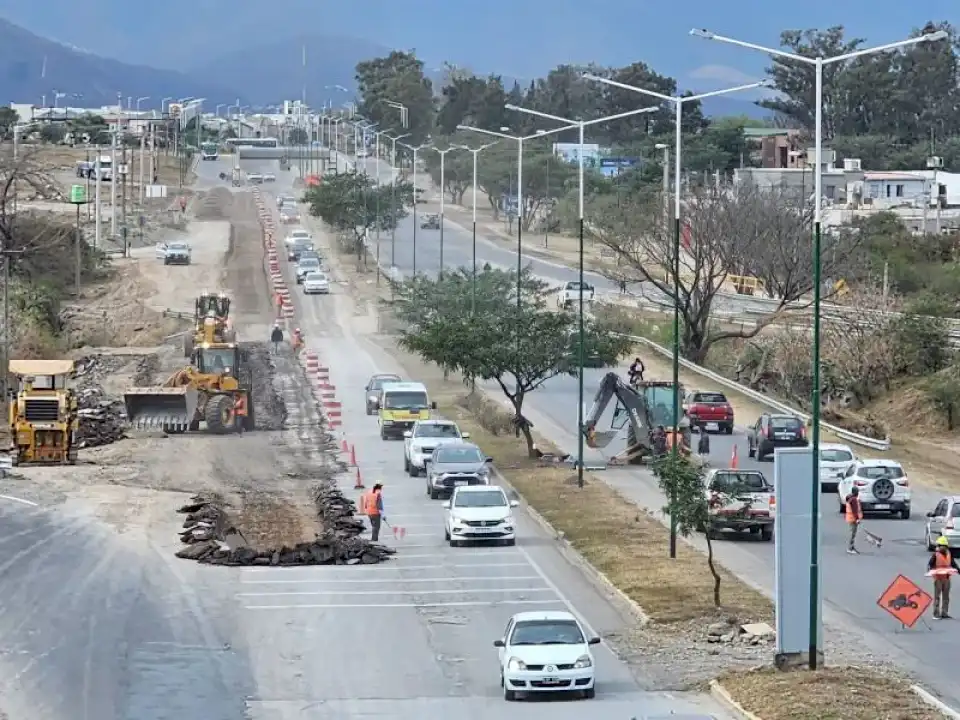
[0,17,768,119]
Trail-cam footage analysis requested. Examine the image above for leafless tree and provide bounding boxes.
[0,140,65,256]
[587,182,862,363]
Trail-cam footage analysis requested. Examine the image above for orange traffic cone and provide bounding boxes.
[353,468,365,489]
[350,444,357,467]
[341,438,349,453]
[730,444,739,469]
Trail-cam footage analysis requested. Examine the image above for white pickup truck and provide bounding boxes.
[557,281,596,309]
[705,469,775,541]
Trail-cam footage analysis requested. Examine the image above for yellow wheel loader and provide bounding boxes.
[183,292,236,357]
[7,360,80,465]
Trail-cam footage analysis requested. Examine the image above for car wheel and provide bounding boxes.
[429,487,439,500]
[444,527,450,541]
[503,687,517,702]
[760,526,773,542]
[838,501,846,514]
[723,424,734,435]
[583,688,595,699]
[380,429,387,441]
[901,508,911,520]
[927,532,936,551]
[748,444,755,458]
[410,465,420,478]
[403,455,410,472]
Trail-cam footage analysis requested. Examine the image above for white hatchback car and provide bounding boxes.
[495,610,600,701]
[838,459,911,519]
[284,229,312,247]
[925,496,960,550]
[819,443,856,493]
[403,419,468,476]
[443,486,517,546]
[302,271,330,294]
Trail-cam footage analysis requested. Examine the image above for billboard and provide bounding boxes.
[600,157,640,178]
[553,143,601,168]
[168,103,182,118]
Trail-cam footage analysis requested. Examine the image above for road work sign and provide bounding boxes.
[878,574,931,628]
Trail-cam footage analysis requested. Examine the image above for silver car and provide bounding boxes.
[926,496,960,550]
[425,442,492,500]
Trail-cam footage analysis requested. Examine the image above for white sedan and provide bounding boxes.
[495,610,600,701]
[302,271,330,294]
[263,173,276,182]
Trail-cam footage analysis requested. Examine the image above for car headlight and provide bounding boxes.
[507,657,526,671]
[574,655,592,669]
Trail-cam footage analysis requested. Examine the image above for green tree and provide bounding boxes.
[0,107,19,139]
[391,267,632,455]
[39,123,66,144]
[926,371,960,430]
[475,143,574,228]
[356,51,435,147]
[68,113,109,145]
[303,170,413,257]
[421,137,475,205]
[287,127,308,145]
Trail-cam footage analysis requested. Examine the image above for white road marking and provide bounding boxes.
[240,562,529,574]
[0,494,38,507]
[244,599,561,610]
[238,587,555,597]
[240,575,543,585]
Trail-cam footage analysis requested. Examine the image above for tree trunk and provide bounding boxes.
[510,395,536,458]
[706,535,722,607]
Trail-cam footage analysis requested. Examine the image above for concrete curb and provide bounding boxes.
[709,680,763,720]
[912,684,960,719]
[490,466,651,627]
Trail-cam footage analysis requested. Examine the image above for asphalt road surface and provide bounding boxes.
[251,175,734,719]
[0,493,249,720]
[330,149,960,705]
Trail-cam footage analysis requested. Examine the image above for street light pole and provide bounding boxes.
[385,133,410,268]
[431,147,459,277]
[505,102,660,487]
[399,142,432,276]
[689,26,948,671]
[453,141,500,313]
[584,72,769,554]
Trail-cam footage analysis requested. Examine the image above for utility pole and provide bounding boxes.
[121,143,128,232]
[94,152,102,251]
[110,126,118,240]
[139,130,146,203]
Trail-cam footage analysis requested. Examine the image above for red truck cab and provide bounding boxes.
[685,391,734,434]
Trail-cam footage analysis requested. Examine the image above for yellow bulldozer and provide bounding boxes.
[7,359,80,465]
[183,292,236,357]
[124,314,254,434]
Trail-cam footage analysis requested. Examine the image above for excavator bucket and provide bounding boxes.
[585,429,619,449]
[123,387,199,431]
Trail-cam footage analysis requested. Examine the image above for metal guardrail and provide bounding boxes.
[162,309,193,320]
[617,332,892,451]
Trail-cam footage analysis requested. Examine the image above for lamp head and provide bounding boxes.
[922,29,949,42]
[689,28,716,39]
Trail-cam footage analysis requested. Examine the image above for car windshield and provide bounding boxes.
[857,465,904,480]
[454,490,506,508]
[291,231,309,238]
[566,282,593,290]
[710,471,768,492]
[821,448,853,463]
[694,392,727,403]
[510,620,584,646]
[417,424,460,439]
[383,391,428,409]
[771,416,803,430]
[305,272,325,281]
[436,446,484,464]
[167,243,188,251]
[369,375,401,390]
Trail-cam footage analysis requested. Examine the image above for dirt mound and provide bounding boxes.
[244,341,287,430]
[193,188,234,220]
[174,484,396,565]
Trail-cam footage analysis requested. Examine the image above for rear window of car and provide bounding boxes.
[821,448,853,462]
[710,472,769,492]
[694,392,727,403]
[857,465,905,480]
[771,416,803,429]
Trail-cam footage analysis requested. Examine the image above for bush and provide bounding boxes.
[891,313,951,376]
[459,392,514,436]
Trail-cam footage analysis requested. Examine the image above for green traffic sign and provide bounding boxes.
[69,184,87,204]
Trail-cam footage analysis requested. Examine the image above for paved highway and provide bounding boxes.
[259,173,734,719]
[324,149,960,706]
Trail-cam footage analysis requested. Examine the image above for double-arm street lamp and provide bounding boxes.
[429,146,462,276]
[452,141,500,312]
[583,72,768,553]
[384,133,411,267]
[690,25,949,672]
[398,141,433,276]
[504,103,661,489]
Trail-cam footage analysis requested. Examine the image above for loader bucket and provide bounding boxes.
[123,387,199,431]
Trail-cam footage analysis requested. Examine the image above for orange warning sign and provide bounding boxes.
[877,574,932,628]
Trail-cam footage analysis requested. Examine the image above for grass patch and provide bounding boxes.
[410,369,773,626]
[719,667,941,720]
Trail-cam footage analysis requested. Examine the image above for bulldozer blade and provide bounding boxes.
[123,387,199,431]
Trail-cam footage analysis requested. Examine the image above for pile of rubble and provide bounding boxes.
[174,482,395,566]
[706,619,776,646]
[243,342,288,431]
[76,386,126,448]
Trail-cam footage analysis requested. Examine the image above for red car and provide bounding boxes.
[685,391,734,434]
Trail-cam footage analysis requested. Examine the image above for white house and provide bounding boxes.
[859,172,929,209]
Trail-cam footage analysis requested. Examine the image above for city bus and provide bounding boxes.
[201,142,219,160]
[224,137,279,149]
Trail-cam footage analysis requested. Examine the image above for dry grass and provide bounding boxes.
[720,667,941,720]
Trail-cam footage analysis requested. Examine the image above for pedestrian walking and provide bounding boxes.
[845,486,863,554]
[363,483,385,542]
[270,323,283,354]
[929,536,960,619]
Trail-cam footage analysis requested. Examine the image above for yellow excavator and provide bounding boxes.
[124,312,253,434]
[183,292,235,357]
[7,359,80,465]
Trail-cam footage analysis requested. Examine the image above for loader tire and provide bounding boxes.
[243,393,256,431]
[183,334,194,358]
[204,394,236,434]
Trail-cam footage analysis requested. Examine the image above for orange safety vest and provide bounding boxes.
[845,496,862,523]
[935,551,953,569]
[665,432,675,449]
[234,395,248,416]
[363,490,381,517]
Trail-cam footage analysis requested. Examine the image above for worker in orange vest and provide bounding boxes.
[363,483,385,541]
[234,394,247,434]
[845,486,863,555]
[292,328,304,354]
[929,536,960,619]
